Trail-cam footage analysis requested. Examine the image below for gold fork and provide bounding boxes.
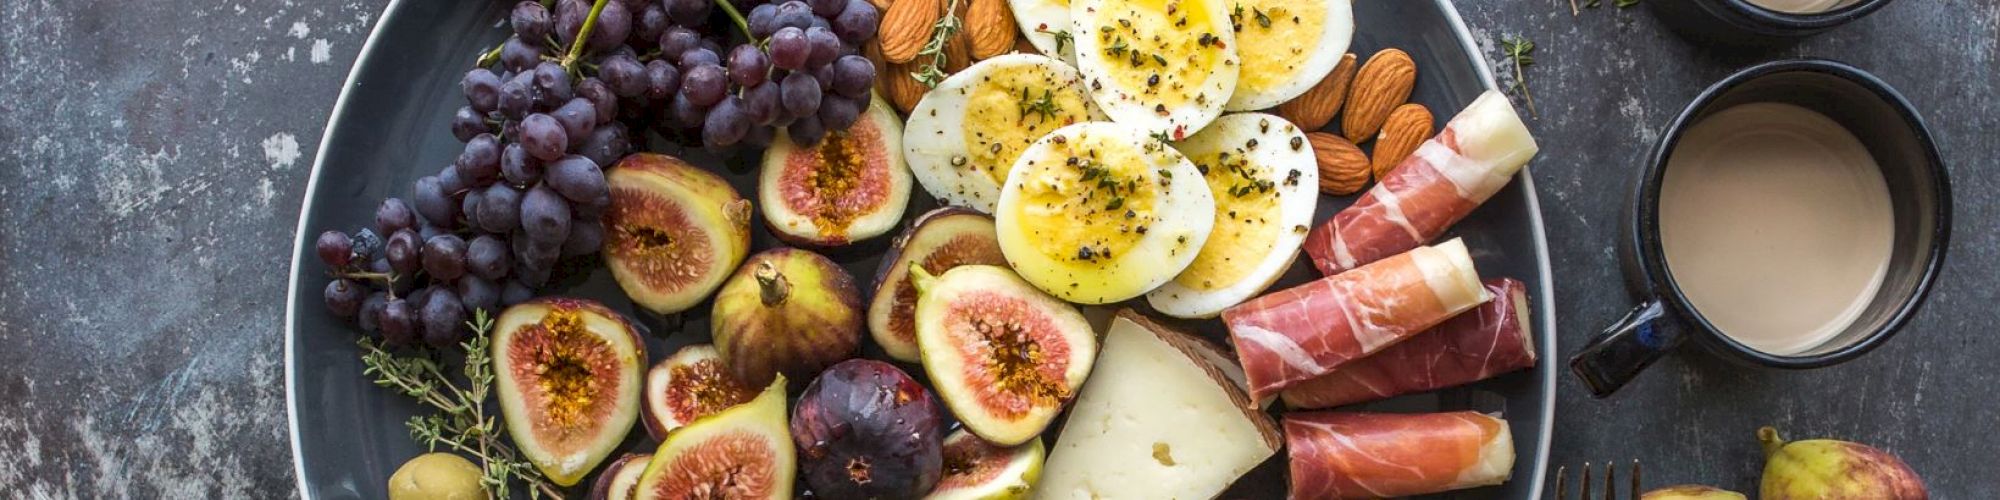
[1552,460,1641,500]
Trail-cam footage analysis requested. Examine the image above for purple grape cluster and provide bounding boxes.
[527,0,882,148]
[319,2,638,348]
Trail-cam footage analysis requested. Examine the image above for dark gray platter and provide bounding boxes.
[284,0,1555,498]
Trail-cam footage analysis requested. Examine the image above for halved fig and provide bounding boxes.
[641,344,755,441]
[588,453,652,500]
[604,153,754,314]
[868,207,1008,362]
[759,95,912,246]
[911,265,1097,446]
[712,248,864,389]
[492,298,647,486]
[793,359,946,499]
[633,376,794,500]
[926,429,1045,500]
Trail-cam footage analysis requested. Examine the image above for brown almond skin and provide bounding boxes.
[943,0,973,71]
[1013,32,1040,54]
[1370,103,1434,180]
[867,0,894,10]
[1276,53,1356,131]
[1342,48,1417,144]
[966,0,1016,59]
[884,59,928,114]
[879,0,941,63]
[1309,132,1370,196]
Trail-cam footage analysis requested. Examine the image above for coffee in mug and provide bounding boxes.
[1657,102,1893,355]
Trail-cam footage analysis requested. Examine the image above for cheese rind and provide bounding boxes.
[1035,311,1279,500]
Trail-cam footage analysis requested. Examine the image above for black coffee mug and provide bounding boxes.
[1650,0,1893,43]
[1569,59,1950,398]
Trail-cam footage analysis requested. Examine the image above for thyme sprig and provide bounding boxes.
[360,310,563,499]
[1576,0,1641,13]
[1500,35,1538,117]
[912,0,968,87]
[1035,27,1074,54]
[1018,88,1062,123]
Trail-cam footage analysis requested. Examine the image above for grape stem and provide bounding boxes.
[475,43,503,68]
[560,0,613,74]
[712,0,754,43]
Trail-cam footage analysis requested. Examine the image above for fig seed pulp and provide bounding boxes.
[512,309,619,431]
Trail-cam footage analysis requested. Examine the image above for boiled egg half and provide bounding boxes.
[1222,0,1353,111]
[995,122,1215,304]
[904,54,1095,212]
[1147,113,1317,318]
[1071,0,1239,140]
[1008,0,1080,65]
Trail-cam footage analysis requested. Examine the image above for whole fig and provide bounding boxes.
[792,359,944,498]
[712,248,863,388]
[1642,485,1745,500]
[1759,426,1927,500]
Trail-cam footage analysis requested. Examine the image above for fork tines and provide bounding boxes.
[1552,459,1641,500]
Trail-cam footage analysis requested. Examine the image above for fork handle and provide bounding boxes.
[1569,299,1686,398]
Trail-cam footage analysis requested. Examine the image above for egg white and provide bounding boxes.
[1071,0,1239,140]
[1147,113,1317,318]
[1222,0,1353,111]
[903,54,1094,212]
[1008,0,1081,66]
[995,122,1216,304]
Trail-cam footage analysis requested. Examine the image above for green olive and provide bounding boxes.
[387,453,487,500]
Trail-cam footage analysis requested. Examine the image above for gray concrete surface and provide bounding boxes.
[0,0,1992,496]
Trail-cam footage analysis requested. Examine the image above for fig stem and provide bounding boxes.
[908,262,937,295]
[1758,426,1786,458]
[755,260,791,306]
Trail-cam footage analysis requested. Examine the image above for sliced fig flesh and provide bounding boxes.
[642,344,755,441]
[868,207,1008,362]
[604,153,753,314]
[589,453,652,500]
[711,248,864,389]
[913,265,1097,446]
[492,298,647,487]
[760,95,912,246]
[926,429,1045,500]
[634,376,794,500]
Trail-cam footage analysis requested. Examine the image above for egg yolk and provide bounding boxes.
[1231,0,1324,92]
[963,68,1091,187]
[1091,0,1224,111]
[1175,150,1282,290]
[1010,131,1161,266]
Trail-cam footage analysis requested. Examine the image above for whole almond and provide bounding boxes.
[944,0,973,71]
[966,0,1016,59]
[884,59,929,114]
[879,0,941,63]
[1371,104,1434,180]
[1013,32,1040,55]
[1342,48,1417,144]
[1276,53,1357,131]
[1309,132,1371,196]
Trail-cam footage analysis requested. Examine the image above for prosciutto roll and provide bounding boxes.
[1286,411,1515,499]
[1302,91,1539,275]
[1223,239,1489,400]
[1280,278,1537,409]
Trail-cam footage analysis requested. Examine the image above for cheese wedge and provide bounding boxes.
[1035,310,1280,500]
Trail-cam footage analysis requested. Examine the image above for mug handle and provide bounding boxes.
[1569,299,1688,398]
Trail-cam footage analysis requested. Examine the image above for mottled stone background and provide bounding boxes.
[0,0,1992,497]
